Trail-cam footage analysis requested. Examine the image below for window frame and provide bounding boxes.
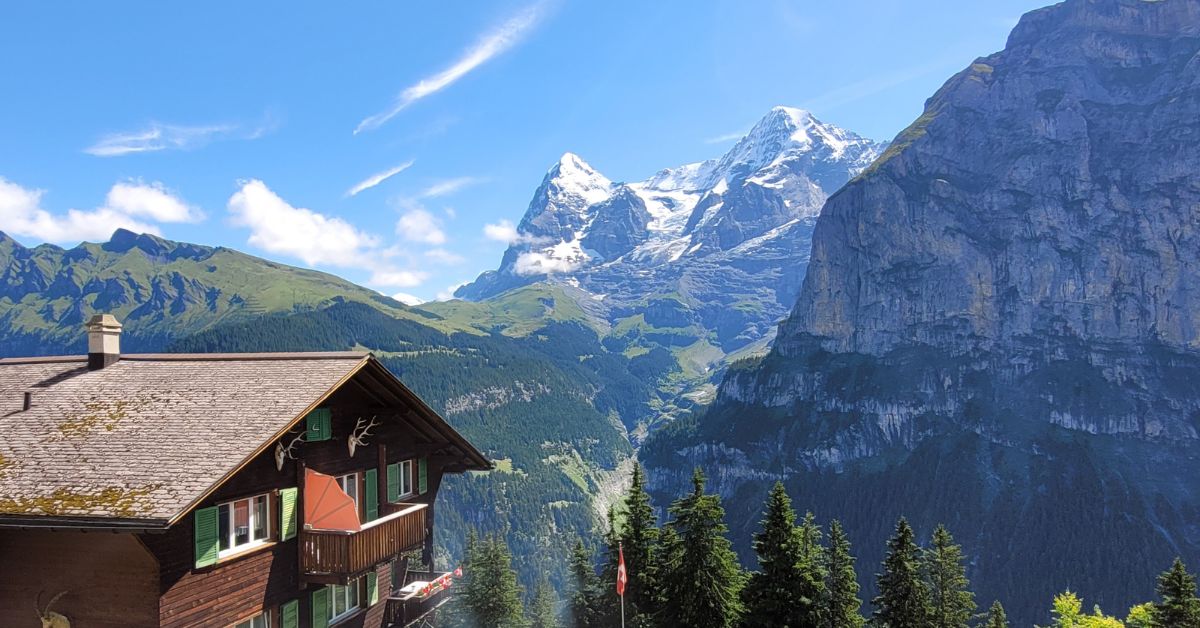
[397,460,414,500]
[336,471,362,518]
[231,609,270,628]
[328,577,363,624]
[217,492,272,558]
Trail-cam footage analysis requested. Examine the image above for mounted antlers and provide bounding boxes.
[35,590,70,628]
[274,430,306,471]
[348,415,380,457]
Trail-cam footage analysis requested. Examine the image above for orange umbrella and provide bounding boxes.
[304,468,361,532]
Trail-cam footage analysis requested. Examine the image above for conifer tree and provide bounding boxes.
[982,601,1009,628]
[461,533,526,627]
[619,462,660,627]
[659,468,745,628]
[823,520,864,628]
[742,481,820,627]
[923,525,975,628]
[797,510,828,621]
[873,517,930,628]
[568,538,600,628]
[1153,557,1200,628]
[529,577,558,628]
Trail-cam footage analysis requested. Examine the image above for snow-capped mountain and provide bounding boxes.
[458,106,886,375]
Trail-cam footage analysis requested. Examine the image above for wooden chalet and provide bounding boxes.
[0,314,491,627]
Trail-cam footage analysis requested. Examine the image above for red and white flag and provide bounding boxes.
[616,543,627,597]
[453,566,463,578]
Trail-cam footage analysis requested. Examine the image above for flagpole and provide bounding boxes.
[619,542,626,628]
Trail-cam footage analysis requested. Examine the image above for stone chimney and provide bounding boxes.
[86,314,122,371]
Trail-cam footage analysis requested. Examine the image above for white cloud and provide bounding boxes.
[106,181,203,222]
[84,117,276,157]
[396,208,447,245]
[513,251,580,276]
[435,281,470,301]
[483,219,520,243]
[370,269,429,288]
[354,2,550,134]
[425,248,466,265]
[704,131,746,144]
[228,179,379,267]
[390,292,426,306]
[0,177,201,244]
[346,160,415,197]
[420,176,483,198]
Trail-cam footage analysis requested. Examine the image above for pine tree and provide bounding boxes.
[983,601,1009,628]
[797,510,828,625]
[619,462,661,627]
[742,481,819,627]
[873,517,930,628]
[460,533,526,628]
[568,538,600,628]
[659,468,745,628]
[823,520,864,628]
[529,577,558,628]
[923,525,975,628]
[1153,557,1200,628]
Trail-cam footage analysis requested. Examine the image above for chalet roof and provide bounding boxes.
[0,351,489,528]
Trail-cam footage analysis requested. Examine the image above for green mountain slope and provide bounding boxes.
[0,228,478,355]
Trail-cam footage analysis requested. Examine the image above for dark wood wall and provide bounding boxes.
[0,529,158,628]
[139,385,450,628]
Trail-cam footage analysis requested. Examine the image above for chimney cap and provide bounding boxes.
[86,314,123,331]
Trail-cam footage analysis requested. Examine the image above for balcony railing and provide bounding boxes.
[386,570,454,627]
[300,503,427,582]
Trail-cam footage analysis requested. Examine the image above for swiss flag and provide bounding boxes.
[616,543,627,597]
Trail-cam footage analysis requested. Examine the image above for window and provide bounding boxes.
[337,472,360,516]
[233,611,270,628]
[328,577,362,623]
[397,460,413,498]
[217,493,271,556]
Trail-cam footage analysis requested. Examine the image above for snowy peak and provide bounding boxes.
[544,152,612,205]
[712,106,878,184]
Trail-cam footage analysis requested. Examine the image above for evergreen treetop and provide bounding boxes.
[873,517,931,628]
[823,519,864,628]
[1154,557,1200,628]
[923,524,975,628]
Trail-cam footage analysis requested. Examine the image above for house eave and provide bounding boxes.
[0,513,169,532]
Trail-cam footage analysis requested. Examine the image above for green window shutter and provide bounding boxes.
[311,587,329,628]
[280,599,298,628]
[386,462,400,503]
[364,469,379,522]
[279,487,298,541]
[367,571,379,606]
[193,505,220,568]
[306,408,332,442]
[418,457,428,495]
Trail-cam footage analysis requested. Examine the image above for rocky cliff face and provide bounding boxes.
[645,0,1200,621]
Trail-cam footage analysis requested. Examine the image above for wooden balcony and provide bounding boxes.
[385,570,454,627]
[300,503,427,583]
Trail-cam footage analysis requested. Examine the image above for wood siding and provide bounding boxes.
[0,529,158,628]
[140,389,448,628]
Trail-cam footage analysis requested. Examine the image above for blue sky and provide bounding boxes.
[0,0,1049,302]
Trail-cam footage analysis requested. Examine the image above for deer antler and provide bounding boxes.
[43,591,66,616]
[274,430,306,471]
[348,415,380,457]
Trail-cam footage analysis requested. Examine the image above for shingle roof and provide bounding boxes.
[0,352,368,525]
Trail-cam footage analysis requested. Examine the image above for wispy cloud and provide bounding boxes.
[85,116,278,157]
[704,131,746,145]
[396,208,447,245]
[800,61,950,114]
[420,176,484,198]
[346,160,415,197]
[483,219,520,243]
[354,2,550,134]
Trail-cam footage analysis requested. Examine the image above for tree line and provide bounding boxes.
[448,464,1200,627]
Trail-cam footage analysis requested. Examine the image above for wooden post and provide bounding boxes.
[296,459,306,587]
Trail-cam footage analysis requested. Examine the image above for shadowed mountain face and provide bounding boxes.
[645,0,1200,622]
